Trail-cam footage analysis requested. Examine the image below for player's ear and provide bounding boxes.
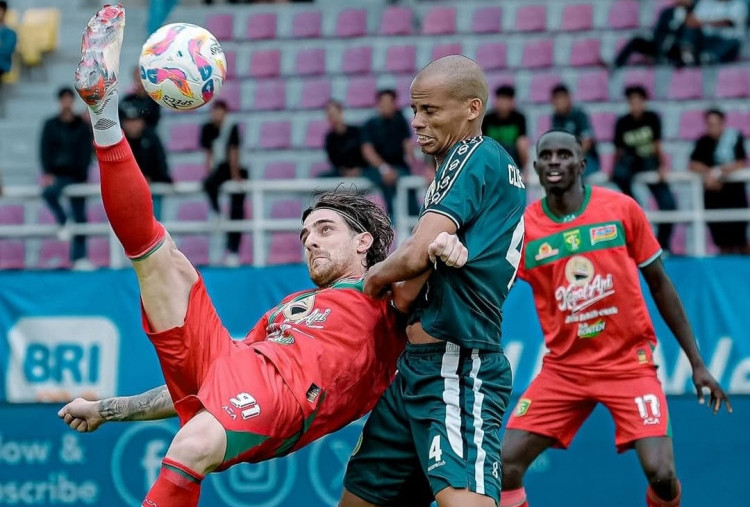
[356,232,374,254]
[467,98,483,121]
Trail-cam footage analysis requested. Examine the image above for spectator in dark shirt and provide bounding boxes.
[361,89,417,218]
[481,85,528,169]
[320,100,369,179]
[120,100,171,220]
[201,99,247,266]
[39,87,93,269]
[122,66,161,129]
[551,84,600,178]
[612,86,677,251]
[689,109,748,254]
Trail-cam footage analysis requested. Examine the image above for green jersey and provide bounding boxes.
[415,136,526,351]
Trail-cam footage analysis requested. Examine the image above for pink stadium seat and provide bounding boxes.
[562,4,594,31]
[431,43,463,62]
[249,49,281,78]
[300,78,332,110]
[529,73,560,103]
[38,240,70,269]
[305,119,329,149]
[205,14,233,41]
[263,162,297,180]
[716,67,749,98]
[36,206,57,225]
[336,9,368,38]
[521,38,554,68]
[726,111,750,136]
[575,70,609,102]
[667,68,703,100]
[342,46,372,75]
[486,72,515,95]
[268,232,303,265]
[224,50,237,80]
[217,80,241,111]
[569,38,601,67]
[535,114,552,139]
[385,45,417,74]
[471,6,502,34]
[270,199,305,219]
[86,202,107,223]
[295,48,326,76]
[259,120,292,149]
[608,1,640,29]
[292,10,322,38]
[177,236,209,266]
[168,123,200,152]
[345,76,377,108]
[0,204,23,224]
[177,200,209,221]
[380,6,413,36]
[88,237,110,267]
[678,109,705,140]
[88,162,100,183]
[476,42,507,71]
[623,68,656,98]
[395,76,415,108]
[599,151,615,176]
[246,13,277,40]
[172,163,205,182]
[238,234,254,265]
[591,112,616,142]
[516,5,547,32]
[253,80,286,111]
[0,240,25,269]
[422,6,456,35]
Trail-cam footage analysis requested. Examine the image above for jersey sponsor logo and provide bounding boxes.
[563,229,582,251]
[514,398,532,416]
[306,384,321,403]
[564,306,619,323]
[534,242,559,262]
[590,224,618,245]
[267,324,296,345]
[508,163,525,189]
[557,256,615,314]
[577,319,606,339]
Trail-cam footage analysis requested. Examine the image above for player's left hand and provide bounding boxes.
[428,232,468,268]
[692,365,732,414]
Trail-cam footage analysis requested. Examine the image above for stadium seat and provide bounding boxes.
[561,4,594,31]
[336,9,368,38]
[0,240,25,269]
[591,112,616,142]
[36,206,57,225]
[259,120,292,149]
[432,43,463,62]
[224,50,237,80]
[177,236,209,266]
[253,80,286,111]
[295,48,327,76]
[677,109,705,140]
[471,6,502,34]
[422,6,457,35]
[172,163,205,182]
[726,111,750,136]
[38,240,70,269]
[0,204,23,225]
[205,14,234,41]
[535,114,552,139]
[599,151,615,176]
[292,10,322,39]
[385,45,417,74]
[88,237,110,267]
[309,161,331,178]
[529,73,560,103]
[22,8,59,52]
[268,232,303,265]
[395,76,415,108]
[569,38,601,67]
[218,80,241,112]
[342,46,373,75]
[270,198,305,219]
[304,119,329,149]
[475,42,507,71]
[521,39,554,68]
[667,68,703,100]
[516,5,547,32]
[345,76,377,108]
[263,162,297,180]
[380,7,413,36]
[486,72,515,96]
[177,200,210,221]
[249,49,281,78]
[715,67,749,99]
[238,234,254,265]
[299,78,332,110]
[86,202,107,223]
[168,123,201,153]
[576,70,609,102]
[246,13,277,40]
[608,1,640,29]
[622,68,656,98]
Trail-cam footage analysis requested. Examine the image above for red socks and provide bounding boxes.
[95,138,165,259]
[142,458,203,507]
[500,487,529,507]
[647,480,681,507]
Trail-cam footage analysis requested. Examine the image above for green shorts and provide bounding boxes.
[344,341,512,506]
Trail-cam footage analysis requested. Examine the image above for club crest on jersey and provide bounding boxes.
[590,224,618,245]
[534,242,559,261]
[515,398,532,416]
[283,294,316,321]
[563,229,582,251]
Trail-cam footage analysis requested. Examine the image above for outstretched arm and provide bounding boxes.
[58,385,176,433]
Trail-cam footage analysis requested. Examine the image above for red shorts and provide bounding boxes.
[506,366,671,452]
[143,278,303,468]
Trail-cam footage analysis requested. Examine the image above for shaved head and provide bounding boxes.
[413,55,488,108]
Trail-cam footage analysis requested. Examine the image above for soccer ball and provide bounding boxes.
[138,23,227,111]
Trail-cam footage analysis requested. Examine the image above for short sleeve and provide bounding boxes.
[199,123,213,150]
[623,196,662,267]
[228,124,241,148]
[690,136,711,165]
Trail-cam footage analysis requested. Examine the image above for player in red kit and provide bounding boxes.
[498,131,731,507]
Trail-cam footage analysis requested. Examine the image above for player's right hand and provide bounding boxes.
[428,232,468,268]
[58,398,106,433]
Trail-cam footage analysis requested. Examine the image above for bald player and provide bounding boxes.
[339,56,527,507]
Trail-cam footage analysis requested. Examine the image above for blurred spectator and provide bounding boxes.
[39,87,93,270]
[482,85,529,170]
[613,0,694,69]
[201,99,247,267]
[612,85,676,251]
[361,89,417,218]
[550,84,600,178]
[120,101,171,220]
[689,109,748,254]
[122,66,161,129]
[320,100,372,179]
[680,0,748,64]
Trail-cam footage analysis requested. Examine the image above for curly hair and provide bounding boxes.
[302,188,394,268]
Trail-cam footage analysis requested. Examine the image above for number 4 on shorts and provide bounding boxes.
[429,435,443,463]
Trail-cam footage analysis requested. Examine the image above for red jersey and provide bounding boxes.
[519,186,662,376]
[244,277,405,446]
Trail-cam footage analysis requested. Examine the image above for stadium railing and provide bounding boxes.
[0,170,748,266]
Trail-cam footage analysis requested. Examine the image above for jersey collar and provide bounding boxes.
[541,185,591,223]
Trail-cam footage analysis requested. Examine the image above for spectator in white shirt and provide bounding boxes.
[680,0,748,63]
